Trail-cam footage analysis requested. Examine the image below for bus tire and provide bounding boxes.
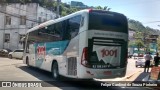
[52,61,60,80]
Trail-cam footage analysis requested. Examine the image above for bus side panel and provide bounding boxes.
[60,35,80,77]
[33,41,69,72]
[77,12,89,78]
[77,31,88,78]
[29,44,36,66]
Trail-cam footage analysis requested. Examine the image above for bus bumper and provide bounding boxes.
[77,67,126,79]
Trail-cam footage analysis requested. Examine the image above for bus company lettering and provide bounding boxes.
[94,46,121,65]
[101,49,117,58]
[37,45,46,59]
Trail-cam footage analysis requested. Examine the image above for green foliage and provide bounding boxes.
[128,19,160,35]
[128,41,136,47]
[103,6,111,11]
[128,19,160,51]
[135,39,145,47]
[95,6,103,9]
[157,36,160,50]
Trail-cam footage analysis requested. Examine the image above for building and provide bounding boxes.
[129,28,136,41]
[0,3,56,50]
[71,1,88,9]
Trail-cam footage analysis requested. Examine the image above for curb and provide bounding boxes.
[94,70,142,82]
[122,70,142,81]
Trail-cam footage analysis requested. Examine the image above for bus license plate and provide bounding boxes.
[103,71,112,75]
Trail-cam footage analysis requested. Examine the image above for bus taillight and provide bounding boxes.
[81,47,88,67]
[88,9,92,12]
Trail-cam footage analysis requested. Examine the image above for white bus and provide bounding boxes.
[23,9,128,80]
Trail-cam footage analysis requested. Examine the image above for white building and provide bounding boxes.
[0,3,56,50]
[129,28,136,41]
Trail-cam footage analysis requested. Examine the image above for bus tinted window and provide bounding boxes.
[28,23,63,44]
[68,15,81,39]
[62,15,82,40]
[89,10,128,33]
[28,15,82,44]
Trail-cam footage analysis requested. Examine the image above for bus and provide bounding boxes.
[23,9,128,80]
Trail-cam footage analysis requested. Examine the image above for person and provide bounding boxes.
[154,52,160,67]
[144,52,152,73]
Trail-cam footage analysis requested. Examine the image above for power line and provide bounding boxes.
[112,0,160,7]
[0,9,39,23]
[0,3,56,24]
[5,3,56,17]
[143,21,160,24]
[0,28,29,30]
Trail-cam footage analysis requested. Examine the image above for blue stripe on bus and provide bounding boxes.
[34,40,69,67]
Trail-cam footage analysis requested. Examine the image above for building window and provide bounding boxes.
[19,34,25,43]
[5,16,11,25]
[20,16,26,25]
[50,15,52,19]
[4,34,10,42]
[43,19,46,22]
[38,17,42,23]
[31,23,34,27]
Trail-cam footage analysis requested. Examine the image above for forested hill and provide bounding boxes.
[128,19,160,35]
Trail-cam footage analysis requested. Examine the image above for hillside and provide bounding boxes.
[128,19,160,35]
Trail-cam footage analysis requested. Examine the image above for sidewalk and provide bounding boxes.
[123,70,150,81]
[94,70,144,81]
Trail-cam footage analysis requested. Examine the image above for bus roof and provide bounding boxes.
[27,9,90,33]
[27,9,126,34]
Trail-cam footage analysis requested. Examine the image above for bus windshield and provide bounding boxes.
[89,10,128,33]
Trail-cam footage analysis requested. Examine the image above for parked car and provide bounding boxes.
[8,49,24,59]
[135,57,154,67]
[0,49,12,57]
[133,53,138,57]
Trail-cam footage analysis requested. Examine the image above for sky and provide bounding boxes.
[61,0,160,30]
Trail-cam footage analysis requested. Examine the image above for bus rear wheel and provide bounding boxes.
[52,62,60,80]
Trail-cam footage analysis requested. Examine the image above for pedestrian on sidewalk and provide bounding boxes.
[144,52,152,73]
[154,52,160,67]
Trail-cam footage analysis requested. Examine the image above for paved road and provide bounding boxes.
[126,58,144,77]
[0,57,156,90]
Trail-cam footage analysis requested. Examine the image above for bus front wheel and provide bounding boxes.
[52,62,60,80]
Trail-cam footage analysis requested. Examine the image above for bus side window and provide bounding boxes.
[62,20,70,40]
[68,15,82,39]
[80,16,84,27]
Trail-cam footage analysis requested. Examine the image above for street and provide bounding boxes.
[0,57,156,90]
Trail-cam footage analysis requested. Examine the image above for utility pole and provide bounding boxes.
[56,0,61,18]
[2,4,6,49]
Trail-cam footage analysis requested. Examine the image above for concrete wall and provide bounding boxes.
[0,3,56,51]
[0,5,5,49]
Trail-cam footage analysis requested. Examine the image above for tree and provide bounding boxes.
[157,36,160,50]
[0,0,6,3]
[95,6,102,9]
[128,40,136,47]
[103,6,111,11]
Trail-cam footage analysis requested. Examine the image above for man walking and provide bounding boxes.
[144,52,152,73]
[154,52,159,67]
